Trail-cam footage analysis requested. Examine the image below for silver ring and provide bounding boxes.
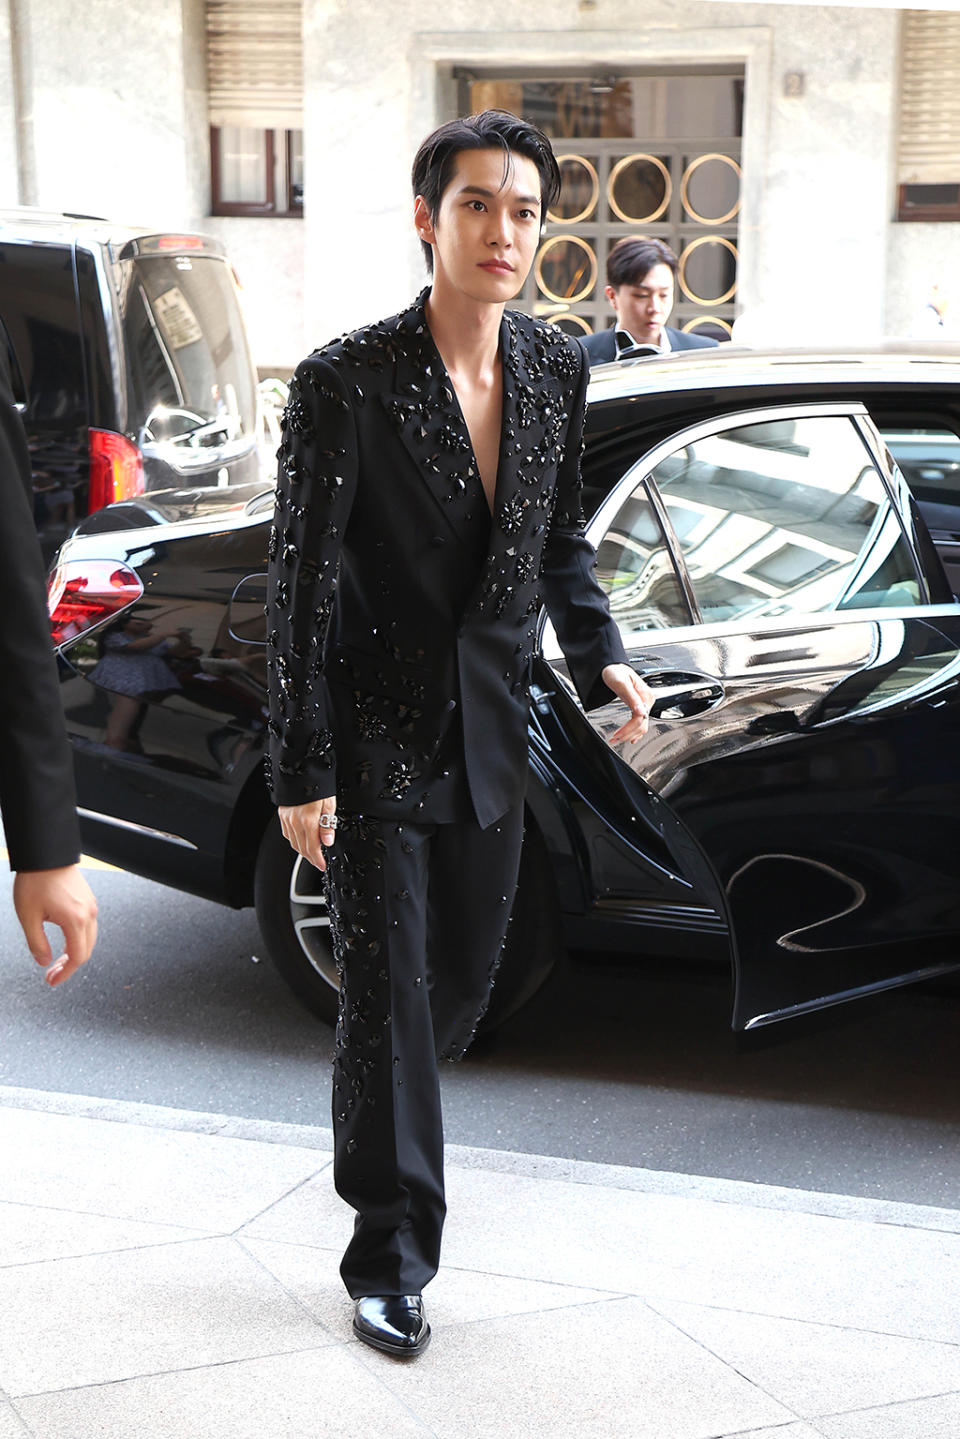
[318,812,338,830]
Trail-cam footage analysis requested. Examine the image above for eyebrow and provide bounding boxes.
[457,185,541,205]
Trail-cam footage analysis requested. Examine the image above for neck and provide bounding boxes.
[424,273,503,379]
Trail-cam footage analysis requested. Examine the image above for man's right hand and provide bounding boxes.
[279,796,338,872]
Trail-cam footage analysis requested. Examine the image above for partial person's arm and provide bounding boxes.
[540,343,633,703]
[266,355,359,868]
[0,358,97,980]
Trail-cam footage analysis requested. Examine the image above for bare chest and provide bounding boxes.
[451,371,503,515]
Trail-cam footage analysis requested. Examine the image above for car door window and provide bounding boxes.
[648,415,922,623]
[880,426,960,506]
[594,480,693,633]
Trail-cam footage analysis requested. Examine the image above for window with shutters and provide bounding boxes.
[896,11,960,222]
[206,1,304,217]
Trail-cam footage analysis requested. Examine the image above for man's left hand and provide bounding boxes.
[601,664,654,744]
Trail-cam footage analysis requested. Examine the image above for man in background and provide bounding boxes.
[582,236,720,363]
[0,348,98,983]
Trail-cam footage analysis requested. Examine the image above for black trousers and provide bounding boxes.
[324,804,524,1298]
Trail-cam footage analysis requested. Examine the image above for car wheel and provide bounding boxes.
[252,814,561,1033]
[253,816,339,1025]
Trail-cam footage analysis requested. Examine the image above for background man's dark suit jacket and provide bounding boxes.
[581,325,718,365]
[267,293,628,830]
[0,355,82,871]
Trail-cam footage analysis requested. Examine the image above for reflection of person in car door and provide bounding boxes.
[89,616,190,751]
[266,110,653,1358]
[0,351,98,984]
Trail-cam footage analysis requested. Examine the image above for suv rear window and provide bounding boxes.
[0,241,85,424]
[119,254,257,450]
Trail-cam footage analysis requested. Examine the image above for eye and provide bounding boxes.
[467,200,487,212]
[517,208,538,220]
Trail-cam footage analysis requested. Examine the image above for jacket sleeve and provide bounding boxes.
[0,367,82,871]
[540,341,628,711]
[265,355,358,806]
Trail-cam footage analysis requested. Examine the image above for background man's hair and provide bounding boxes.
[606,236,679,289]
[412,110,561,273]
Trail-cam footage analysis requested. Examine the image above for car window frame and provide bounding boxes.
[586,401,932,633]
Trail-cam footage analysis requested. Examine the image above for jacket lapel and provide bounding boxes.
[463,312,570,628]
[380,293,490,549]
[379,297,570,626]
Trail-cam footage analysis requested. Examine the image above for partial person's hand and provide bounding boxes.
[279,796,338,872]
[13,864,98,985]
[601,664,654,744]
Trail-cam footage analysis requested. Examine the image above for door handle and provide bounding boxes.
[639,669,725,720]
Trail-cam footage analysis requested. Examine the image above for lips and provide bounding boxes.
[479,261,515,274]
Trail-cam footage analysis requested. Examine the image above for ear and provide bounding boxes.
[413,195,436,247]
[604,285,618,311]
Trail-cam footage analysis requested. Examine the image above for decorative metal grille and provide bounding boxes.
[460,74,743,341]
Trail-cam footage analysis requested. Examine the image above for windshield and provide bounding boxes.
[119,254,257,453]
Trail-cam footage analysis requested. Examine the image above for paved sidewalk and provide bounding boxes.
[0,1085,958,1438]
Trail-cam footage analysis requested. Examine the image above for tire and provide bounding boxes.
[252,813,561,1033]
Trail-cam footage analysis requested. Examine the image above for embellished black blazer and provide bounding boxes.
[266,291,627,830]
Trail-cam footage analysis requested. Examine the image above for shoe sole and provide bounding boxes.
[352,1319,432,1358]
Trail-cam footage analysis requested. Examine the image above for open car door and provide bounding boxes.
[549,403,960,1029]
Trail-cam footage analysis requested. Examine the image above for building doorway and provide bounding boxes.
[458,71,743,340]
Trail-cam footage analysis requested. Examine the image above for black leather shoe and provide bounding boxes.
[353,1295,431,1356]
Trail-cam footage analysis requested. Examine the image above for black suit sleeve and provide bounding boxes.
[0,366,82,871]
[580,328,616,366]
[265,356,358,806]
[541,343,628,710]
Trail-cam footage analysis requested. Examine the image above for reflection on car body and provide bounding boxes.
[46,342,960,1037]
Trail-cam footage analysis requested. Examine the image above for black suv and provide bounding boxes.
[0,210,261,557]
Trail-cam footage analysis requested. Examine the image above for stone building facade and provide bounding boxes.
[0,0,956,371]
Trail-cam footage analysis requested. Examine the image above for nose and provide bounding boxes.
[488,207,512,248]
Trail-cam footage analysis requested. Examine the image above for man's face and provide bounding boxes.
[606,263,675,344]
[414,147,543,304]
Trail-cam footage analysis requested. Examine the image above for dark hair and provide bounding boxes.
[606,236,679,289]
[411,110,561,272]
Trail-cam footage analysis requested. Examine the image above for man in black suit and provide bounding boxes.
[0,353,98,983]
[581,236,720,364]
[267,110,652,1357]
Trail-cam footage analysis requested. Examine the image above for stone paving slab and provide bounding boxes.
[241,1160,960,1345]
[816,1392,960,1438]
[0,1087,957,1439]
[651,1298,960,1417]
[0,1403,29,1439]
[356,1296,794,1439]
[0,1105,328,1230]
[0,1199,202,1267]
[728,1426,826,1439]
[15,1349,433,1439]
[0,1237,334,1397]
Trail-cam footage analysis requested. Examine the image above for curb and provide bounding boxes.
[3,1082,960,1237]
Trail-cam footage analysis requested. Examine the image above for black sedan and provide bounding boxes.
[49,343,960,1035]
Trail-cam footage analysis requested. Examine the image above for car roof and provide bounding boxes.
[586,342,960,402]
[0,208,226,258]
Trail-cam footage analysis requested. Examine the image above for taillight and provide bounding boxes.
[88,429,145,511]
[47,559,143,648]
